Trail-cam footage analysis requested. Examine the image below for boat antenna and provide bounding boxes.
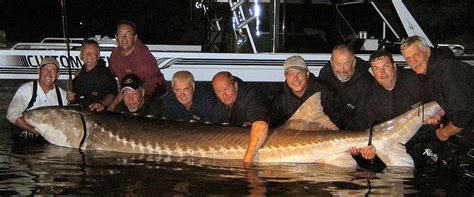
[61,0,73,91]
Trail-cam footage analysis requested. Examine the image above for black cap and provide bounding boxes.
[121,74,143,92]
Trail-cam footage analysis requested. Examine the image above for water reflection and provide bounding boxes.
[0,118,472,195]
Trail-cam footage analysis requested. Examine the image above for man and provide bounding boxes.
[400,35,473,170]
[108,20,167,110]
[114,74,161,116]
[401,35,473,139]
[350,50,433,164]
[66,39,117,111]
[270,55,341,129]
[357,50,431,129]
[318,44,374,130]
[210,71,269,163]
[162,71,216,122]
[7,57,68,136]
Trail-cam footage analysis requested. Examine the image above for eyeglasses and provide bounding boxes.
[116,32,135,38]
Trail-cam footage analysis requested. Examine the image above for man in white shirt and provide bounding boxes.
[7,57,68,136]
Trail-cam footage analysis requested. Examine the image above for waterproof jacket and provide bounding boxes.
[354,69,432,130]
[318,57,374,130]
[425,47,474,129]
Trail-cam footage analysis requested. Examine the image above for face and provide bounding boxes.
[401,44,430,75]
[212,78,238,107]
[172,79,194,107]
[285,68,309,97]
[115,24,137,52]
[371,57,397,90]
[80,44,100,69]
[122,88,144,112]
[38,64,59,88]
[331,50,356,82]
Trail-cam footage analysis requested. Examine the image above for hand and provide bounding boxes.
[348,147,359,155]
[359,145,376,160]
[348,145,376,159]
[435,128,450,141]
[66,91,76,102]
[89,103,105,112]
[424,109,445,125]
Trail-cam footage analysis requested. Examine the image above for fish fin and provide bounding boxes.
[377,143,414,167]
[282,92,333,131]
[319,153,358,168]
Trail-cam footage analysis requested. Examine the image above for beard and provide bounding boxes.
[335,72,353,82]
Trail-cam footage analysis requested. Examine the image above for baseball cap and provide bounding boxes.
[284,55,308,72]
[39,57,60,69]
[121,74,143,92]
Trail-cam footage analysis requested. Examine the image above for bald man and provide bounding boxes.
[210,71,269,163]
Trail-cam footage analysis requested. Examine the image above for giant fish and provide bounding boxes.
[23,93,441,167]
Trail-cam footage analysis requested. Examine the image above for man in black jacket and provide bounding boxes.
[270,55,341,129]
[357,50,431,129]
[209,71,269,163]
[318,44,374,130]
[401,36,473,142]
[350,50,433,165]
[401,35,473,174]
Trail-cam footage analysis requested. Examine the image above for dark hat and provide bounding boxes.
[40,57,59,69]
[121,74,143,92]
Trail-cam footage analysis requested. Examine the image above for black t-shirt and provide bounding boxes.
[209,77,268,126]
[72,60,117,106]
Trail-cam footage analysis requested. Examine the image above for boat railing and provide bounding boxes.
[11,37,117,50]
[10,36,202,52]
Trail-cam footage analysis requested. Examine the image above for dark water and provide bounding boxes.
[0,114,472,195]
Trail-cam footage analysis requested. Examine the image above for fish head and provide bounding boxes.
[23,106,85,148]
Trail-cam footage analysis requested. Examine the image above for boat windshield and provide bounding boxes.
[1,1,407,54]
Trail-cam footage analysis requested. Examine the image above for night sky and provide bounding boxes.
[0,0,472,53]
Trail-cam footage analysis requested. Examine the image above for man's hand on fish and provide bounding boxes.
[66,91,76,103]
[89,103,105,112]
[424,108,445,125]
[435,121,462,142]
[348,145,376,160]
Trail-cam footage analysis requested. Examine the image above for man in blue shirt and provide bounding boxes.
[162,71,216,122]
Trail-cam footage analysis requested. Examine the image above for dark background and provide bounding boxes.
[0,0,472,53]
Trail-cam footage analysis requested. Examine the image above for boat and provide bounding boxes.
[0,0,472,82]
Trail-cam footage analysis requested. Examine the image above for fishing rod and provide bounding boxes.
[60,0,73,91]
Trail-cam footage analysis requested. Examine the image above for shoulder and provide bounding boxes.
[56,85,68,95]
[194,89,216,102]
[19,81,36,92]
[319,63,333,77]
[162,92,177,104]
[355,57,370,70]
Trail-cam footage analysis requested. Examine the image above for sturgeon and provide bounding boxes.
[23,93,441,167]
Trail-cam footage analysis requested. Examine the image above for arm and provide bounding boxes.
[435,121,463,141]
[243,120,269,163]
[66,90,76,103]
[90,94,116,112]
[107,94,123,111]
[134,50,166,95]
[14,116,38,133]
